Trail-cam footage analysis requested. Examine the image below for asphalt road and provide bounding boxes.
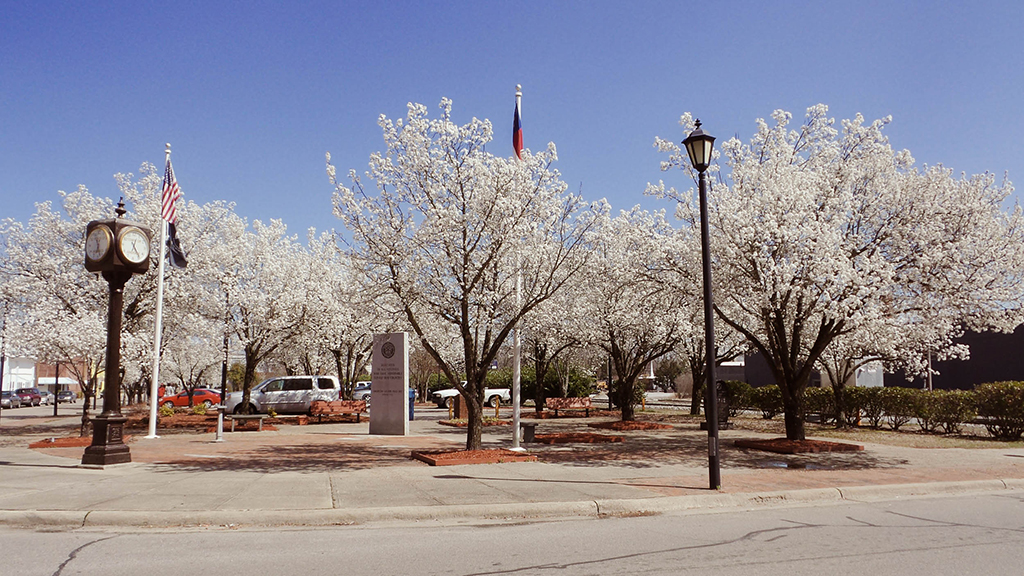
[4,491,1023,576]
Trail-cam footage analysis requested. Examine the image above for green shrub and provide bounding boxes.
[974,381,1024,440]
[191,403,208,416]
[721,380,752,417]
[803,387,835,424]
[837,386,868,427]
[932,390,977,435]
[915,392,941,433]
[879,387,918,431]
[750,385,783,419]
[158,404,174,418]
[861,387,885,428]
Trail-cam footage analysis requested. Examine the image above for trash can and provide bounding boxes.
[408,388,416,421]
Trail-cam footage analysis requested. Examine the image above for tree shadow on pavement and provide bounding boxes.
[530,431,909,471]
[153,439,460,474]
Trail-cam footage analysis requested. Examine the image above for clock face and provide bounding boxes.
[118,227,150,264]
[85,227,112,261]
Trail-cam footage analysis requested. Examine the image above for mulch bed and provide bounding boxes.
[521,409,620,419]
[438,419,512,427]
[532,432,623,444]
[589,421,675,431]
[30,435,134,449]
[735,437,864,454]
[411,448,537,466]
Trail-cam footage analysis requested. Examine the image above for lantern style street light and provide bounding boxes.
[683,120,721,490]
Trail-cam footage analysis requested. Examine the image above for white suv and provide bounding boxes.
[225,376,340,414]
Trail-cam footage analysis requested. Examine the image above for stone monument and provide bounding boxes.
[369,332,409,435]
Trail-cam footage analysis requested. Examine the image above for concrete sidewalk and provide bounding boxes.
[2,407,1024,529]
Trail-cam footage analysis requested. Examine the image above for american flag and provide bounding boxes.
[161,159,182,224]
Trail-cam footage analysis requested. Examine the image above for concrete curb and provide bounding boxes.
[2,479,1021,529]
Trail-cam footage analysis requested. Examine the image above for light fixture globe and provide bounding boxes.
[683,119,716,173]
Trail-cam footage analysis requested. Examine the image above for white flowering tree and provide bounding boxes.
[521,280,587,413]
[0,189,115,434]
[289,230,394,398]
[579,207,696,421]
[653,105,1024,440]
[329,98,597,450]
[225,220,308,412]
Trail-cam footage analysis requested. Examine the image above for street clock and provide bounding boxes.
[84,201,152,275]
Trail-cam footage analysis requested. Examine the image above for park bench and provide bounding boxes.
[310,400,368,423]
[226,414,266,432]
[545,397,592,417]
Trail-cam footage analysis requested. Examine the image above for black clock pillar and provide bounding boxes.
[82,270,132,466]
[81,200,151,468]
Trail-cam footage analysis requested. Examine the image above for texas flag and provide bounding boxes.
[512,98,523,160]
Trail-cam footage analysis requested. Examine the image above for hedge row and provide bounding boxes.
[725,380,1024,441]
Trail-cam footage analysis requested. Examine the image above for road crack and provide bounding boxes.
[52,535,118,576]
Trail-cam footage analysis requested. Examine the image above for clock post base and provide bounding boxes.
[81,415,131,467]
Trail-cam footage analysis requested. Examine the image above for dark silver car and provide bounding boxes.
[1,391,22,409]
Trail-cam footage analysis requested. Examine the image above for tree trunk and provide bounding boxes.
[783,407,806,441]
[780,376,808,440]
[533,351,548,415]
[688,356,705,416]
[241,346,259,415]
[618,378,636,421]
[80,395,91,437]
[831,382,847,429]
[464,394,483,450]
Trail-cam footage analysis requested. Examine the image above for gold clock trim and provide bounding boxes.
[85,226,113,262]
[117,226,150,264]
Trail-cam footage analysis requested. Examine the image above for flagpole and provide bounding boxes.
[145,144,171,439]
[511,84,524,451]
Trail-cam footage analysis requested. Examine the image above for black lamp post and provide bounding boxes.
[683,120,720,490]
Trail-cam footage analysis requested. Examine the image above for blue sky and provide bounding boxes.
[3,1,1022,237]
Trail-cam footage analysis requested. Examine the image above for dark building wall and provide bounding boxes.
[743,353,776,388]
[884,325,1024,390]
[737,353,822,388]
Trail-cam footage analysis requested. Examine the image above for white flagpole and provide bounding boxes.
[145,143,171,439]
[511,84,524,451]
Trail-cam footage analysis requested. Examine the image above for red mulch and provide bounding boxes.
[735,438,864,454]
[438,420,512,427]
[30,436,134,449]
[125,413,214,429]
[521,409,620,419]
[411,448,537,466]
[532,432,623,444]
[589,421,674,431]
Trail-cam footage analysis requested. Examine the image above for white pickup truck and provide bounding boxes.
[431,386,511,408]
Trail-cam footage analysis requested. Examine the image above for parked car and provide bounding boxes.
[38,390,55,405]
[159,388,223,408]
[432,386,511,408]
[14,388,42,407]
[1,391,22,409]
[225,375,340,414]
[57,390,77,403]
[352,382,371,402]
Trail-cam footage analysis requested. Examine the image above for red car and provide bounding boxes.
[14,388,42,407]
[159,388,222,408]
